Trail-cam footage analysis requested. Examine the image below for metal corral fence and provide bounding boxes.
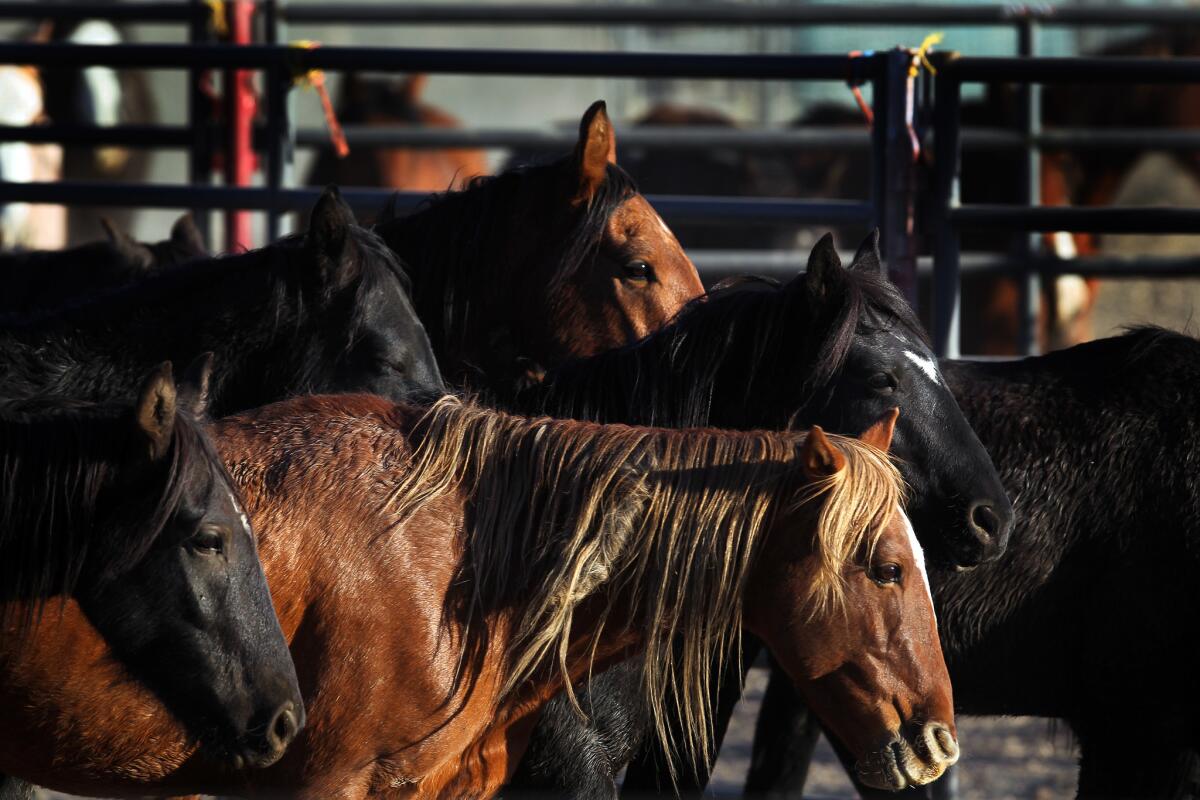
[1,2,1200,359]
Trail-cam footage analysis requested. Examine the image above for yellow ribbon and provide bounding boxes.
[203,0,228,38]
[910,32,945,77]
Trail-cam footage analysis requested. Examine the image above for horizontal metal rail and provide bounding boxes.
[0,43,880,81]
[950,205,1200,234]
[943,55,1200,84]
[0,2,201,23]
[278,3,1200,27]
[0,124,193,148]
[0,180,873,224]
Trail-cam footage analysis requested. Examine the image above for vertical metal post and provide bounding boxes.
[264,0,292,240]
[881,48,920,307]
[224,0,256,251]
[187,0,211,246]
[1016,18,1041,356]
[869,60,888,248]
[931,54,962,359]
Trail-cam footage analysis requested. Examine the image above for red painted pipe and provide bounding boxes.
[224,0,255,251]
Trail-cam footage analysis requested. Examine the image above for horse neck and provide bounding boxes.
[0,250,304,411]
[520,289,814,430]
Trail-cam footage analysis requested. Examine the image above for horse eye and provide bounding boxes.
[189,526,225,556]
[867,372,896,394]
[871,563,902,584]
[623,261,653,283]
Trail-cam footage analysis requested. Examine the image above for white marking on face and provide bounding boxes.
[900,506,936,627]
[904,350,941,386]
[227,489,251,536]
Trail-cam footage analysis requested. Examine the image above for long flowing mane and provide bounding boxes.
[0,399,225,626]
[375,161,637,359]
[390,396,901,769]
[521,255,927,428]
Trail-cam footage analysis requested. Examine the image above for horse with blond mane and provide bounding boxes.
[0,395,956,798]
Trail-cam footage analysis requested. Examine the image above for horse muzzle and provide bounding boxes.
[855,722,959,790]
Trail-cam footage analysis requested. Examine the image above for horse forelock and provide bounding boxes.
[385,396,903,778]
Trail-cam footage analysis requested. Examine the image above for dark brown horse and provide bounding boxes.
[306,73,489,195]
[0,395,955,798]
[0,360,302,776]
[376,100,705,391]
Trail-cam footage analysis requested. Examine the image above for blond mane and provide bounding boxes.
[390,396,903,774]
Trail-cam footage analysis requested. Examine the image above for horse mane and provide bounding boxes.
[526,260,927,428]
[375,160,637,357]
[389,395,901,771]
[0,398,224,628]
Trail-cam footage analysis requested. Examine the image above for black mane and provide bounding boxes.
[521,258,925,428]
[0,399,223,626]
[376,159,637,360]
[0,222,414,414]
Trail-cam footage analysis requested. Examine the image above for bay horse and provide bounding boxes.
[0,394,957,799]
[375,100,705,391]
[0,360,302,774]
[0,213,207,313]
[504,232,1011,797]
[746,326,1200,799]
[306,73,488,195]
[0,187,442,415]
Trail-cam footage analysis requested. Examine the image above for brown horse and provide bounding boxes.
[306,73,488,195]
[376,100,705,391]
[0,396,956,798]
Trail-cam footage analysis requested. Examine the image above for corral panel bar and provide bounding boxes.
[0,43,878,81]
[0,2,197,22]
[931,55,962,359]
[945,56,1200,84]
[1016,18,1040,356]
[187,0,212,247]
[950,206,1200,233]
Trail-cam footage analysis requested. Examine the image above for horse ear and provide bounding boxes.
[171,213,207,259]
[135,362,177,462]
[176,352,214,419]
[306,186,358,286]
[859,407,899,453]
[801,232,842,298]
[573,100,617,204]
[402,73,428,105]
[101,217,155,271]
[850,228,882,274]
[800,425,847,479]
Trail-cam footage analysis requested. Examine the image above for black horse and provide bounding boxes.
[0,360,302,771]
[0,187,442,415]
[745,327,1200,800]
[505,233,1013,797]
[0,213,207,314]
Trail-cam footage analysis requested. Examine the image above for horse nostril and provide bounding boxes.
[968,501,1001,543]
[927,723,960,764]
[268,702,299,752]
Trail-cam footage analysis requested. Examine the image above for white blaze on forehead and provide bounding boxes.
[227,489,251,536]
[904,350,941,386]
[900,505,936,625]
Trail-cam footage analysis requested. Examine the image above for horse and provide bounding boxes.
[0,393,956,799]
[503,232,1011,797]
[745,326,1200,799]
[306,72,488,195]
[0,213,207,313]
[0,63,65,252]
[0,187,442,416]
[35,16,156,246]
[375,100,705,391]
[0,360,302,776]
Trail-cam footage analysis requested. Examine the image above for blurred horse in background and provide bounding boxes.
[35,16,156,247]
[0,63,64,252]
[306,72,489,198]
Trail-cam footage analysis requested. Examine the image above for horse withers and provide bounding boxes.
[0,360,302,780]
